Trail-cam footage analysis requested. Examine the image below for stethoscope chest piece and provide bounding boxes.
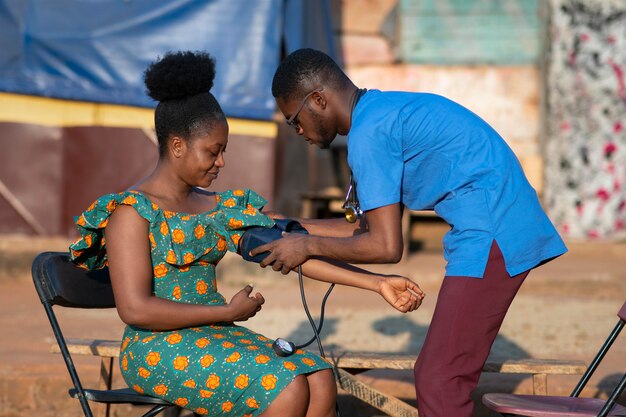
[342,175,362,223]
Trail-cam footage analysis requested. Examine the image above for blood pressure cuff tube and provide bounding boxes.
[239,218,308,264]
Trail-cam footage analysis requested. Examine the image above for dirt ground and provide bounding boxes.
[0,222,624,417]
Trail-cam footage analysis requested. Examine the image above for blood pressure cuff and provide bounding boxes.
[239,218,308,264]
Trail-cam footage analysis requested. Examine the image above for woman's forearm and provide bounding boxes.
[116,295,232,331]
[299,258,382,292]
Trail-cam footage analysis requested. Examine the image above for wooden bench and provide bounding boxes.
[52,338,586,417]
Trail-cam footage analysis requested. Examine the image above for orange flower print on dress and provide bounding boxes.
[153,384,168,396]
[217,236,227,251]
[255,354,270,364]
[200,354,214,368]
[232,331,244,336]
[231,234,241,245]
[195,408,208,415]
[179,265,190,273]
[183,252,195,265]
[84,234,93,247]
[180,215,191,221]
[222,401,234,412]
[283,361,297,371]
[166,333,183,345]
[257,336,269,342]
[226,351,241,363]
[247,345,260,351]
[246,398,260,408]
[195,338,210,348]
[261,374,277,391]
[172,229,185,244]
[121,354,128,371]
[183,379,196,388]
[194,224,205,239]
[160,221,169,235]
[164,210,174,218]
[76,216,86,226]
[206,374,220,389]
[148,232,156,249]
[215,195,221,203]
[145,351,161,366]
[151,202,159,211]
[106,200,116,212]
[301,357,316,367]
[172,286,181,300]
[228,218,243,229]
[154,263,168,279]
[142,335,156,343]
[199,390,214,399]
[222,341,234,348]
[87,201,96,212]
[223,198,236,207]
[240,339,253,344]
[174,398,189,408]
[98,218,109,228]
[233,189,245,196]
[138,367,151,378]
[196,280,208,295]
[166,250,177,264]
[213,333,225,339]
[173,356,189,371]
[243,204,257,216]
[122,195,137,205]
[234,374,249,389]
[132,384,144,394]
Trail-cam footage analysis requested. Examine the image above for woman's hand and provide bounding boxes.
[378,275,425,313]
[226,285,265,322]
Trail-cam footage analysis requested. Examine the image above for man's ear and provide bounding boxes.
[312,91,327,110]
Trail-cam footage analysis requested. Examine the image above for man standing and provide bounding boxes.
[252,48,567,417]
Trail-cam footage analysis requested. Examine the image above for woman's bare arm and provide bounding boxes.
[298,258,424,313]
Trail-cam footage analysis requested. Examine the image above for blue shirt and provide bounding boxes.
[348,90,567,277]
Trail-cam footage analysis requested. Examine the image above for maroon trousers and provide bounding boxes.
[414,242,529,417]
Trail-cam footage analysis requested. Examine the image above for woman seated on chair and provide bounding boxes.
[69,51,424,417]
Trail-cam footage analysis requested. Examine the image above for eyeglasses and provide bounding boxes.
[286,88,323,131]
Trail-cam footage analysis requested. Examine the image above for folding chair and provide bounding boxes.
[482,300,626,417]
[33,251,176,417]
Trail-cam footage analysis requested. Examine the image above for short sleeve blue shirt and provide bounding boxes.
[348,90,567,277]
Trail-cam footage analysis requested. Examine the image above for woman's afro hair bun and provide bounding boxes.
[144,51,216,102]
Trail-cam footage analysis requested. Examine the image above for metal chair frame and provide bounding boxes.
[32,251,176,417]
[482,300,626,417]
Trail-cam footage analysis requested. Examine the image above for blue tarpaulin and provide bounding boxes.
[0,0,335,120]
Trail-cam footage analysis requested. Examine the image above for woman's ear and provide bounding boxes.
[169,136,185,158]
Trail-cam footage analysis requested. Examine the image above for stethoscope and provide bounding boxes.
[342,87,367,224]
[342,175,362,223]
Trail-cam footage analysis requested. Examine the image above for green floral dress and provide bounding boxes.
[69,189,331,416]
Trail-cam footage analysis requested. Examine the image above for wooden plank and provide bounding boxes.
[532,373,548,395]
[335,368,418,417]
[55,340,586,376]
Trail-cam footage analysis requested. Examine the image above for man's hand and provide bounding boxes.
[226,285,265,322]
[378,275,424,313]
[249,233,311,274]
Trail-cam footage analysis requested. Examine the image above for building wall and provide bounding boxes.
[544,0,626,240]
[328,0,545,192]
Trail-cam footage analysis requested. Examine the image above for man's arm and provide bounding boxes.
[298,215,368,237]
[250,203,403,274]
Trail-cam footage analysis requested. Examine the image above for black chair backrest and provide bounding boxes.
[32,251,115,309]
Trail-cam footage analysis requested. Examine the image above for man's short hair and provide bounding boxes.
[272,48,350,101]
